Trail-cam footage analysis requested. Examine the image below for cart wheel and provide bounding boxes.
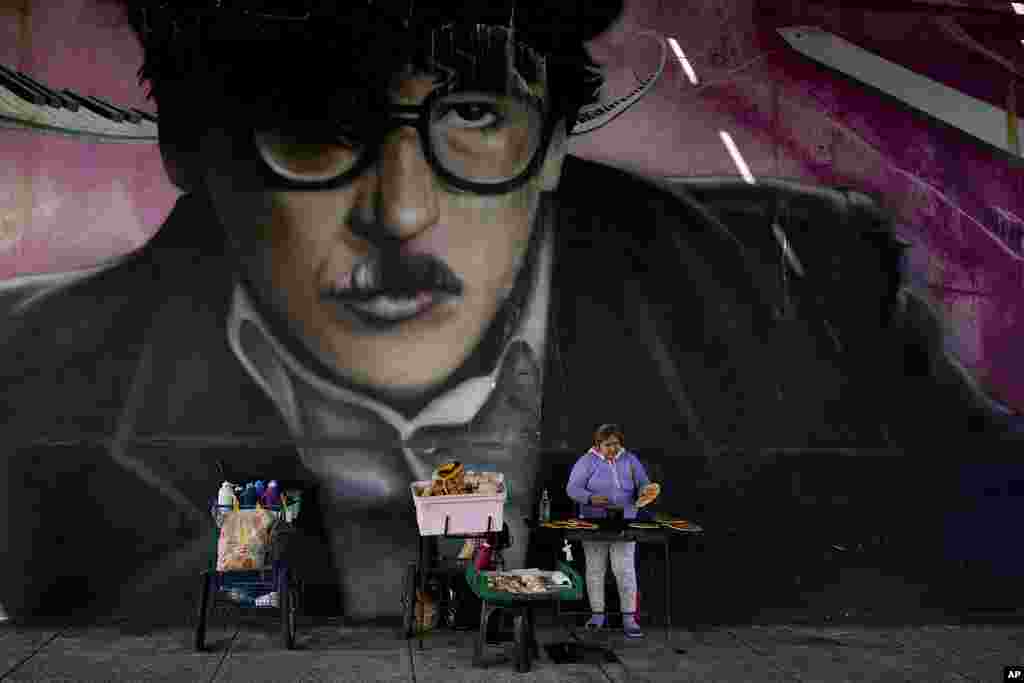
[194,571,213,652]
[279,570,296,649]
[400,562,417,639]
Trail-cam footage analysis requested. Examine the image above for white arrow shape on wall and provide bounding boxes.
[777,26,1022,158]
[571,30,668,136]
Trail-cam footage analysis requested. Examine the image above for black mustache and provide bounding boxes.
[322,251,464,302]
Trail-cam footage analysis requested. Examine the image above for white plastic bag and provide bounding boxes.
[216,500,276,571]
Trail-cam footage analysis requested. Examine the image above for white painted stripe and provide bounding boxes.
[719,131,756,184]
[668,37,699,85]
[772,223,806,277]
[778,26,1023,157]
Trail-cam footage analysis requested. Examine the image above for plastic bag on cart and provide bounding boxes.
[415,581,441,632]
[217,502,277,571]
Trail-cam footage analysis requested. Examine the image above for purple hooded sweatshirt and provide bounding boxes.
[566,448,651,520]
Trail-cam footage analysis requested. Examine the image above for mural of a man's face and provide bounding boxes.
[199,66,568,400]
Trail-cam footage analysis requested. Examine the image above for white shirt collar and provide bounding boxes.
[226,228,553,442]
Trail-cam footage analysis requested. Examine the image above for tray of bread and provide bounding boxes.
[412,461,505,497]
[410,461,509,536]
[482,569,573,594]
[659,519,703,533]
[540,519,600,530]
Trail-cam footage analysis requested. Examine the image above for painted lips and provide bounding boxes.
[321,252,464,326]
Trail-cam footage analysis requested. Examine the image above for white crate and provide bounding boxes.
[410,474,507,536]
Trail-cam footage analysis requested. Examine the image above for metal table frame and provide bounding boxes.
[529,521,703,642]
[410,513,504,650]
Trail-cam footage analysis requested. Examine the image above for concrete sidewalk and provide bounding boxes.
[2,617,1022,682]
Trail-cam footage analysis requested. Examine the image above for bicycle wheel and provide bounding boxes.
[194,571,213,652]
[400,562,417,639]
[279,569,296,649]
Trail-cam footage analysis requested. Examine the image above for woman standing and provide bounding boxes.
[565,424,659,639]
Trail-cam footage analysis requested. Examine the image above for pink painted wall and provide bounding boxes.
[0,0,175,278]
[2,0,1022,410]
[580,0,1024,411]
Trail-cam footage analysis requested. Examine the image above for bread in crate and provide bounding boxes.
[410,466,508,536]
[414,462,504,497]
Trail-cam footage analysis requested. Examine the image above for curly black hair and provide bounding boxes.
[100,0,622,143]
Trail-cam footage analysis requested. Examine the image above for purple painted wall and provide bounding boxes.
[2,0,1021,410]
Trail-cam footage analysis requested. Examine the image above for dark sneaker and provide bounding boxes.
[623,618,645,639]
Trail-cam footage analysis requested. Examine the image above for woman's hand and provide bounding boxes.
[636,483,661,508]
[590,495,610,506]
[639,483,659,497]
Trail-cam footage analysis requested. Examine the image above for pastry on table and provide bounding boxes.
[629,521,661,528]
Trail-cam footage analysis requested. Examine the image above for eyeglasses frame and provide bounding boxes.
[251,84,557,195]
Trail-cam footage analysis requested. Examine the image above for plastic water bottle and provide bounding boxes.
[539,489,551,522]
[214,482,235,527]
[241,482,257,506]
[475,541,493,571]
[217,482,236,508]
[263,480,280,507]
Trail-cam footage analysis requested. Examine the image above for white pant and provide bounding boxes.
[581,541,638,614]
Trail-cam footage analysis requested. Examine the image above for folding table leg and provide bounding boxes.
[474,602,487,666]
[474,602,501,668]
[664,538,672,641]
[513,609,531,673]
[526,606,539,657]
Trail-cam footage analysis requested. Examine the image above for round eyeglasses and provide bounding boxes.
[253,86,554,195]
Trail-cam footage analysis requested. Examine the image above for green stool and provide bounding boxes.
[465,561,583,673]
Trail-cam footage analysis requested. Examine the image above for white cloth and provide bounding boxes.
[581,540,637,614]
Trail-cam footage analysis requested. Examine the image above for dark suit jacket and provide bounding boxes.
[1,156,1017,621]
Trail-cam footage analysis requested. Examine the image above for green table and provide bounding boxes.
[464,560,584,672]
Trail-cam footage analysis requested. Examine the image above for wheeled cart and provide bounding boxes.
[402,471,510,648]
[400,513,510,646]
[195,494,303,651]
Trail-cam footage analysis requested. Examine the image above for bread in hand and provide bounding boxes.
[636,482,661,508]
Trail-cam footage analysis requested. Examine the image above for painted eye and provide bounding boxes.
[254,129,362,182]
[436,101,501,129]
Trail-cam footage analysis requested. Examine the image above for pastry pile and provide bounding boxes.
[415,462,504,496]
[487,574,549,594]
